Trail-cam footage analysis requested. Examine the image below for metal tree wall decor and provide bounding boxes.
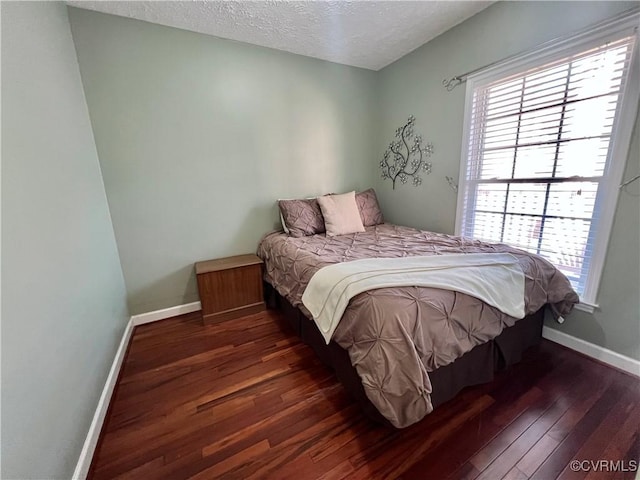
[380,115,434,189]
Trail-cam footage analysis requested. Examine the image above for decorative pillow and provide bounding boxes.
[278,198,325,237]
[317,191,365,236]
[355,188,384,226]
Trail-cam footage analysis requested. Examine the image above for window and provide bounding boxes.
[456,13,639,311]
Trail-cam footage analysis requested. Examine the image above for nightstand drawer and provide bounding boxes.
[195,254,265,325]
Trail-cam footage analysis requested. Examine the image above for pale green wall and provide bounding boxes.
[1,2,129,478]
[376,1,640,360]
[68,7,379,314]
[561,112,639,361]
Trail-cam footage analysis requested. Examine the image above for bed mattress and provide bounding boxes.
[257,223,578,427]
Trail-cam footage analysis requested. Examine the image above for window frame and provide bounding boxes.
[455,11,640,313]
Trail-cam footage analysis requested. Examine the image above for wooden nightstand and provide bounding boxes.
[195,254,265,325]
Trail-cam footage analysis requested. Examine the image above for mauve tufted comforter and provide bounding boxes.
[257,224,579,427]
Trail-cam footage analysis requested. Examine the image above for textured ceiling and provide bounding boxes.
[66,1,493,70]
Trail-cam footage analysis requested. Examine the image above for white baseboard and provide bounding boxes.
[73,301,202,479]
[131,301,201,326]
[73,319,134,480]
[542,326,640,378]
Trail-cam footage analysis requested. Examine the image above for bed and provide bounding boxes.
[258,201,579,428]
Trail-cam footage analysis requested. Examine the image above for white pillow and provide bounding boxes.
[279,211,290,234]
[317,191,365,236]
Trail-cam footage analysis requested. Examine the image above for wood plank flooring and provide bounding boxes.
[88,309,640,480]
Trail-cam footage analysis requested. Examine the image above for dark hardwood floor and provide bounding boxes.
[88,309,640,480]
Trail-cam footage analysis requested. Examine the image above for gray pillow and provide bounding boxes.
[278,198,326,237]
[356,188,384,226]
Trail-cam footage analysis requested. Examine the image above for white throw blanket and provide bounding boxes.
[302,253,525,344]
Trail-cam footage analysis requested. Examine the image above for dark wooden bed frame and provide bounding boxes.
[265,282,544,428]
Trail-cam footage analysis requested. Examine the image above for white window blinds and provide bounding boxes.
[457,24,638,306]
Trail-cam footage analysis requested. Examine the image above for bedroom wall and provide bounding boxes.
[68,7,379,315]
[375,1,640,361]
[1,2,130,478]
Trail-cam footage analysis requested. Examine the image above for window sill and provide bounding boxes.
[573,301,598,314]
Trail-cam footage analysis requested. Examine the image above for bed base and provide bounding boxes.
[266,283,543,427]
